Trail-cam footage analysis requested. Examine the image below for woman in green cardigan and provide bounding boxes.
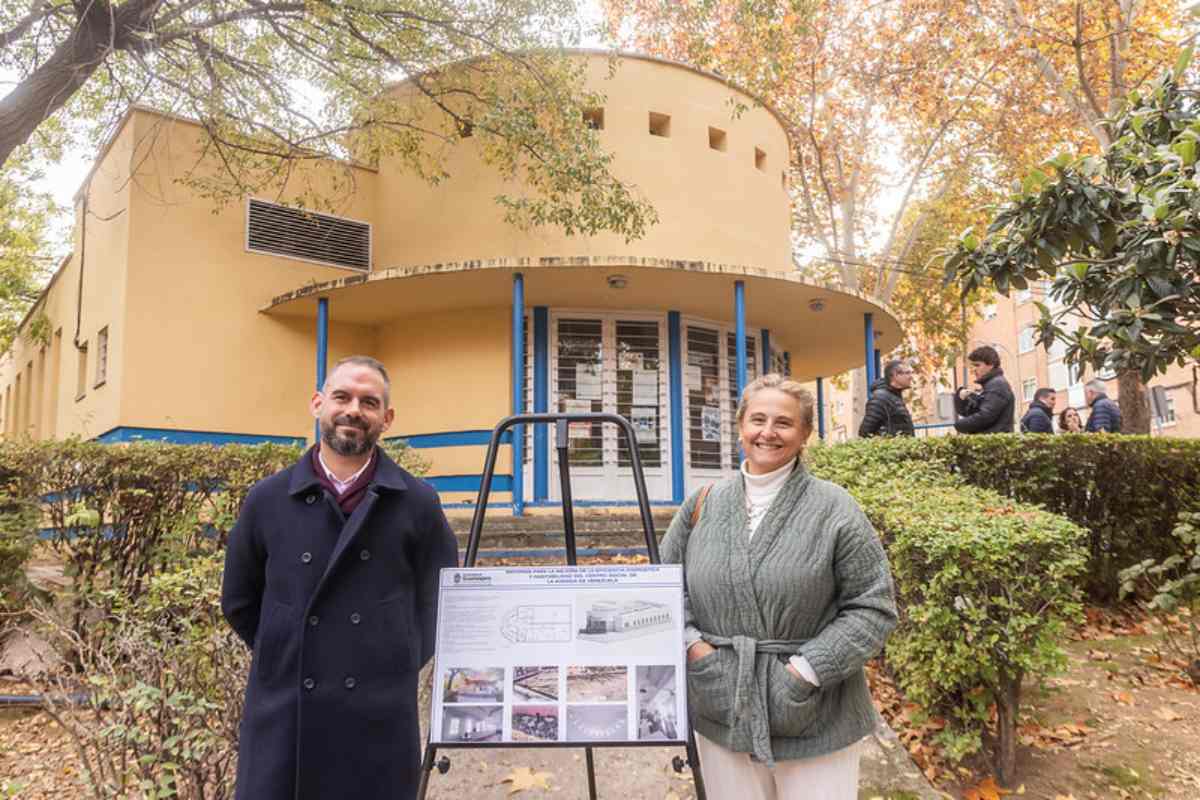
[661,373,897,799]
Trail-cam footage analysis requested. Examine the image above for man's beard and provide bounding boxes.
[321,415,378,456]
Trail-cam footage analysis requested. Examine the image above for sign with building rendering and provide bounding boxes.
[431,565,686,746]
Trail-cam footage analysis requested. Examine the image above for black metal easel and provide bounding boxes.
[415,412,707,800]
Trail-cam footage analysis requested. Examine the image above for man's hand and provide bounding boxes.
[957,387,972,401]
[686,641,717,663]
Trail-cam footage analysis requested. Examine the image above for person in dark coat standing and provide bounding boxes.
[1083,379,1123,433]
[1020,387,1056,433]
[222,355,459,800]
[859,359,915,438]
[953,345,1015,434]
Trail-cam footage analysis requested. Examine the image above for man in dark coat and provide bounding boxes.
[1020,387,1056,433]
[1084,378,1123,433]
[953,345,1016,434]
[859,359,915,437]
[222,355,459,800]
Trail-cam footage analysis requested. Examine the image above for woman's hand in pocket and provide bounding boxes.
[687,641,717,663]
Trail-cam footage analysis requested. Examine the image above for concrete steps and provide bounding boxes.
[445,508,680,552]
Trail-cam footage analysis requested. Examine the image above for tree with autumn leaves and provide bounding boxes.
[0,0,659,343]
[604,0,1191,428]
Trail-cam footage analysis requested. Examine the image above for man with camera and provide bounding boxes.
[953,345,1015,434]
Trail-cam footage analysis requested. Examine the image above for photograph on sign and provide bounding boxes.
[430,565,686,746]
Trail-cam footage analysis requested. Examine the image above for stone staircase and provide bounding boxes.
[444,507,680,555]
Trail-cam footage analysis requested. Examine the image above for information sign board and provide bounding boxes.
[431,565,687,746]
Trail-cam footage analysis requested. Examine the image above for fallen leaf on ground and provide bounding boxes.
[1111,690,1134,705]
[501,767,554,795]
[964,775,1011,800]
[1154,706,1184,721]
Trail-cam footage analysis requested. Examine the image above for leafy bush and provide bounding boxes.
[937,435,1200,601]
[38,553,246,799]
[0,459,38,615]
[810,440,1089,785]
[1119,511,1200,685]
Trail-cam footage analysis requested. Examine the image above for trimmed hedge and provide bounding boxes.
[809,439,1088,781]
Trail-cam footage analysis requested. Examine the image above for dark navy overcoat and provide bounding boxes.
[221,447,459,800]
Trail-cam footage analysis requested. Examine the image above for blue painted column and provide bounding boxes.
[532,307,549,502]
[816,377,826,440]
[668,311,685,503]
[511,274,525,516]
[863,313,876,385]
[760,329,771,375]
[315,297,328,443]
[734,281,747,395]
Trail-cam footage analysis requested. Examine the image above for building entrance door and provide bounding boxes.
[545,313,671,502]
[682,321,758,494]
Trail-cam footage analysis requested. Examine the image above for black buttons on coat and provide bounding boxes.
[344,677,357,690]
[300,552,313,564]
[303,678,315,690]
[305,494,317,505]
[359,549,371,561]
[308,615,319,627]
[350,612,361,625]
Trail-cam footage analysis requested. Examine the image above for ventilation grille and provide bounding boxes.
[246,199,370,271]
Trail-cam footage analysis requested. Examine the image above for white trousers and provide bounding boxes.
[694,733,861,800]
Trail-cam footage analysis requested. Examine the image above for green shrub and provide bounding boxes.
[809,440,1089,784]
[39,553,246,799]
[936,435,1200,601]
[1119,511,1200,685]
[0,459,38,615]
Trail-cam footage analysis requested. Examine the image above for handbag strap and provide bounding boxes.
[689,483,713,528]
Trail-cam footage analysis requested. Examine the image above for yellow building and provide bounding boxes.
[0,51,900,508]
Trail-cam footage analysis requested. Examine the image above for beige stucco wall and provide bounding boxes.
[0,118,137,440]
[117,111,381,440]
[372,53,792,272]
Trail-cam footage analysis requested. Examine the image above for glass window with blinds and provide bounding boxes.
[555,318,604,466]
[726,334,758,469]
[686,326,722,469]
[616,321,662,468]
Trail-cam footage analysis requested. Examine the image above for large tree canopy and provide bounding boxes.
[0,0,655,236]
[0,147,56,353]
[604,0,1190,425]
[945,58,1200,430]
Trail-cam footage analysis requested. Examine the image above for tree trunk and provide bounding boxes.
[994,671,1023,787]
[1117,369,1150,434]
[851,366,868,436]
[0,2,117,168]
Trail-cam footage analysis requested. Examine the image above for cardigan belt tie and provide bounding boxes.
[701,633,808,766]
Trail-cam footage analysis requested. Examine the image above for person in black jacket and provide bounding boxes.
[859,359,915,437]
[1084,379,1123,433]
[953,345,1016,434]
[1020,387,1056,433]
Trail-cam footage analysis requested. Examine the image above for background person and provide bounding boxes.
[953,346,1015,434]
[858,359,915,438]
[661,373,897,800]
[1059,407,1083,433]
[221,356,459,800]
[1083,378,1123,433]
[1020,387,1056,433]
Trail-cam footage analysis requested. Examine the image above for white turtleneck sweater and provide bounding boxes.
[740,459,822,687]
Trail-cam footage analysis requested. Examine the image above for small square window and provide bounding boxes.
[755,147,767,171]
[1022,377,1037,403]
[708,127,727,151]
[1018,326,1036,354]
[583,108,604,130]
[649,112,671,137]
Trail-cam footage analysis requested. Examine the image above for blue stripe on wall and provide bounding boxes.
[95,427,306,446]
[425,474,513,493]
[388,430,511,448]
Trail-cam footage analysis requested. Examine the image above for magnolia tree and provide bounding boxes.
[945,55,1200,433]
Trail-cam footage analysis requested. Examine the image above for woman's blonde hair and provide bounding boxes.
[735,373,815,431]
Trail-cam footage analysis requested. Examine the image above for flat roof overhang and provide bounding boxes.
[262,257,901,381]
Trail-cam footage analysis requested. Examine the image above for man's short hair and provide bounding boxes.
[325,355,391,405]
[967,345,1000,368]
[1085,378,1108,394]
[883,359,910,385]
[1033,387,1056,404]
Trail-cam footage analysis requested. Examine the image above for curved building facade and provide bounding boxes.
[0,51,900,508]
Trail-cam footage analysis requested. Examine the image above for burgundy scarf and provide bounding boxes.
[311,446,378,515]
